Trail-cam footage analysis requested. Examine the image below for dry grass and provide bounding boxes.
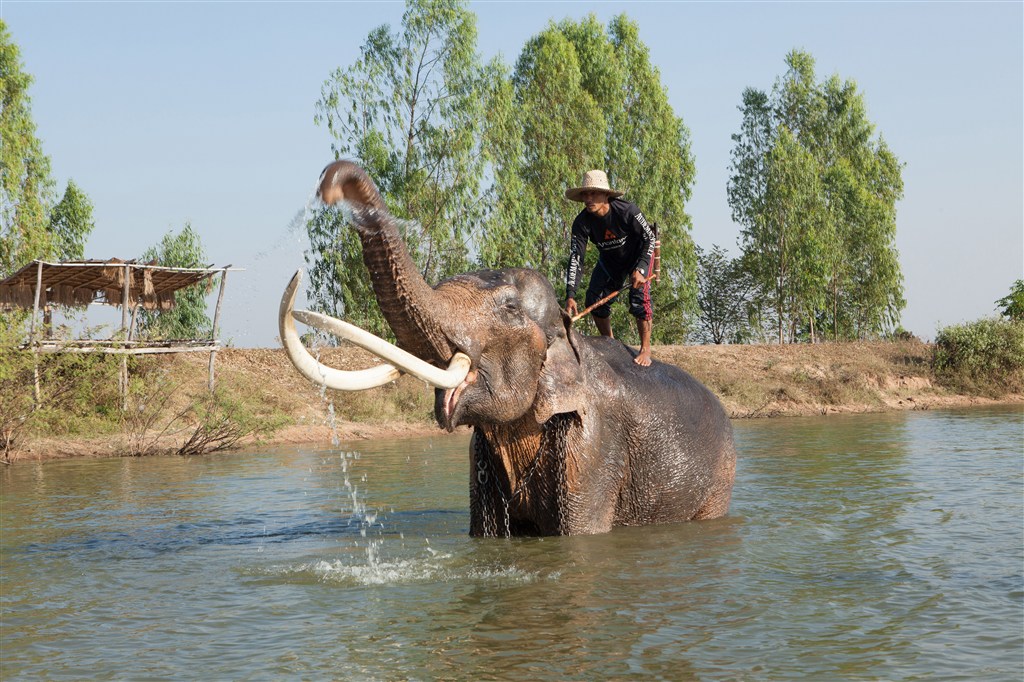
[10,339,1021,461]
[657,339,982,418]
[175,339,1021,424]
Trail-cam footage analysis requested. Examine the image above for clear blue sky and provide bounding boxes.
[4,0,1022,346]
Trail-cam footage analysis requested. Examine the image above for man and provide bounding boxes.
[564,170,656,366]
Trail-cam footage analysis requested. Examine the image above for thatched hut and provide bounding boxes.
[0,259,237,402]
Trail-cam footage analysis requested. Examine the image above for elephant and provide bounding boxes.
[280,160,736,537]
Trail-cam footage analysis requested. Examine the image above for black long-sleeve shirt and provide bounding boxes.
[565,197,655,298]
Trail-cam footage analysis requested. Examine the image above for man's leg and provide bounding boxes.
[629,280,653,366]
[585,261,619,338]
[635,317,652,366]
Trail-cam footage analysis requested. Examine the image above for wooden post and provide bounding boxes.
[208,267,229,392]
[120,264,131,410]
[29,261,43,407]
[128,303,139,342]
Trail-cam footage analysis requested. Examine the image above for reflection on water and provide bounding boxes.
[2,407,1021,680]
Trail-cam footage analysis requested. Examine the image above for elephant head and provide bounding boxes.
[282,160,587,433]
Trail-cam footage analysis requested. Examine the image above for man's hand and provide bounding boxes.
[566,298,578,317]
[631,270,646,289]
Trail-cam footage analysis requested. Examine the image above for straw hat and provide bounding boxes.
[565,170,624,202]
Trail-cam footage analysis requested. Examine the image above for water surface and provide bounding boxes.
[2,407,1021,679]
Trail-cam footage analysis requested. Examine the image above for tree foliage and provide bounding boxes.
[47,180,94,262]
[480,23,603,280]
[306,6,697,343]
[728,50,904,343]
[0,20,53,278]
[1,22,94,279]
[694,245,760,344]
[996,280,1024,322]
[137,224,214,340]
[483,14,697,342]
[309,0,487,335]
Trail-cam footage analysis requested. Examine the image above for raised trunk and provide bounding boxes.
[318,161,452,364]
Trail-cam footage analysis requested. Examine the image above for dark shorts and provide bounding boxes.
[584,260,652,321]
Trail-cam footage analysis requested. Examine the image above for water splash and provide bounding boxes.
[250,187,320,263]
[260,548,551,587]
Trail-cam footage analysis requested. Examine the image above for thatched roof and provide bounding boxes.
[0,259,226,311]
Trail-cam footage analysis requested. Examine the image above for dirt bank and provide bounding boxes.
[13,340,1022,461]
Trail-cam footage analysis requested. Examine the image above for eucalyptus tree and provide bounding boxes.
[479,24,604,283]
[1,23,95,341]
[137,224,214,340]
[309,0,488,333]
[728,49,904,342]
[47,180,94,262]
[744,127,829,343]
[483,14,697,343]
[694,245,760,345]
[0,21,54,278]
[818,75,904,338]
[601,15,697,343]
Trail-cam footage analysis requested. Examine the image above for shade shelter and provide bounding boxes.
[0,259,238,405]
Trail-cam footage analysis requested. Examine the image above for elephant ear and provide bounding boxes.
[533,310,587,424]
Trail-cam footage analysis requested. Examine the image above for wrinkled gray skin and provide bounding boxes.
[317,160,736,537]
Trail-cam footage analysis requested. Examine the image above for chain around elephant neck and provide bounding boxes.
[475,416,570,538]
[493,433,547,538]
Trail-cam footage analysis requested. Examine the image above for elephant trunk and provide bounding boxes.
[317,160,453,365]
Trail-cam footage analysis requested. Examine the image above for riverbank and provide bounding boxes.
[12,340,1022,461]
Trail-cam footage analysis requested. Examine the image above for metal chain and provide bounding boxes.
[541,414,570,535]
[473,415,573,538]
[473,433,498,537]
[551,415,569,535]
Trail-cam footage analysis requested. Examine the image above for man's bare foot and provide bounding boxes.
[634,348,652,367]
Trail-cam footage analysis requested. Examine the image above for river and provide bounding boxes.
[2,406,1021,680]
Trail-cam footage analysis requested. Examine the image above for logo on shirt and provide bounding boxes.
[603,229,617,241]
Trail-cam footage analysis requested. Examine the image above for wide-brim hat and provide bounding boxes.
[565,170,624,202]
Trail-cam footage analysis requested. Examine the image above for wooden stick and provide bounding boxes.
[120,264,131,411]
[570,273,657,323]
[208,267,229,392]
[31,261,43,407]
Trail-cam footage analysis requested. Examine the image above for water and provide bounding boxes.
[2,407,1021,680]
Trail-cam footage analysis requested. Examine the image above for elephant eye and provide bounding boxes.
[499,297,522,318]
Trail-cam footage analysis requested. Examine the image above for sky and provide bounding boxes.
[3,0,1022,347]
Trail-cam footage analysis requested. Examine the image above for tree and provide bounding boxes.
[693,245,759,344]
[136,224,214,340]
[309,8,697,343]
[819,76,905,339]
[728,50,904,342]
[479,23,604,282]
[483,14,697,343]
[309,0,488,333]
[996,280,1024,322]
[47,180,94,262]
[1,20,55,278]
[1,23,97,340]
[599,15,698,343]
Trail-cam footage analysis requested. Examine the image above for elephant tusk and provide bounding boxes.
[280,270,402,390]
[279,270,471,391]
[291,310,471,389]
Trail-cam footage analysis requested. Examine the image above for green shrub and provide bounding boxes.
[1,326,126,460]
[933,318,1024,395]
